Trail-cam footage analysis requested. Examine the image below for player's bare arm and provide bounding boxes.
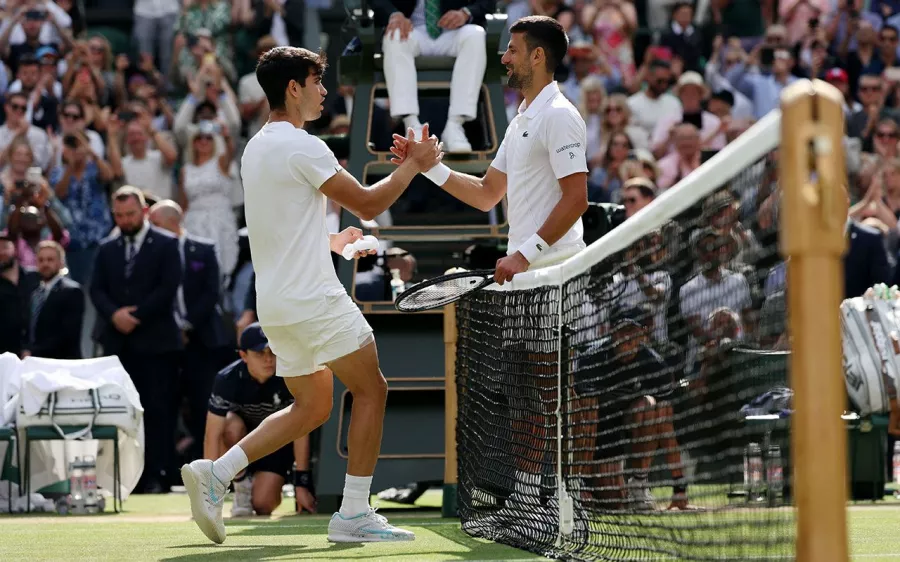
[321,125,443,220]
[494,172,588,283]
[391,132,508,212]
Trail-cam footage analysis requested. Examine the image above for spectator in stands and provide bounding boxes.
[133,0,180,80]
[779,0,828,45]
[0,4,66,76]
[714,1,769,50]
[172,64,241,147]
[49,131,114,285]
[703,36,756,121]
[0,138,70,230]
[594,93,650,158]
[373,0,494,152]
[579,76,606,158]
[4,201,68,269]
[11,54,58,131]
[0,231,38,355]
[563,41,621,104]
[178,120,238,278]
[725,45,798,119]
[56,101,104,163]
[869,119,900,163]
[149,200,231,462]
[174,1,233,66]
[90,186,183,493]
[656,122,702,190]
[0,91,52,170]
[107,113,178,201]
[580,0,636,90]
[613,233,672,344]
[238,35,276,140]
[679,228,753,370]
[588,131,632,203]
[621,176,657,219]
[21,240,83,359]
[651,71,726,159]
[627,60,680,135]
[172,28,237,96]
[848,75,899,151]
[660,2,704,73]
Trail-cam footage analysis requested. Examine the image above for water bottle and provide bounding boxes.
[69,458,87,515]
[767,445,783,501]
[390,268,405,302]
[81,456,100,513]
[744,443,764,501]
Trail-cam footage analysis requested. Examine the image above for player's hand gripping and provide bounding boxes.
[390,124,444,170]
[295,486,317,514]
[494,252,530,285]
[330,227,376,259]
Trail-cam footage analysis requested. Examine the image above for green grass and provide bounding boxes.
[1,490,899,561]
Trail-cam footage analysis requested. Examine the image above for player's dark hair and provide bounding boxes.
[256,46,327,111]
[509,16,568,74]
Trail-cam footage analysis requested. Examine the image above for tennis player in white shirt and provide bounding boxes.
[391,15,589,537]
[180,46,442,545]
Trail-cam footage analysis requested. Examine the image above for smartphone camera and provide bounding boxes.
[197,120,221,136]
[63,134,80,149]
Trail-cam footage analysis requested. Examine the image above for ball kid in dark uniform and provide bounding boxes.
[204,323,317,517]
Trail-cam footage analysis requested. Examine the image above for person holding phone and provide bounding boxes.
[177,119,239,280]
[48,131,115,285]
[107,110,178,201]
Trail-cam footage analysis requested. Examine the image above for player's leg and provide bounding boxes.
[323,339,415,542]
[382,26,424,134]
[250,472,286,516]
[181,369,333,544]
[223,413,253,517]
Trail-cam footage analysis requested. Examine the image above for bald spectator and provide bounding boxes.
[149,199,230,461]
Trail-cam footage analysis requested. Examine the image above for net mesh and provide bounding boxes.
[455,116,794,560]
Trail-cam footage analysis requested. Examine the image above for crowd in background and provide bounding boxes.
[2,0,900,491]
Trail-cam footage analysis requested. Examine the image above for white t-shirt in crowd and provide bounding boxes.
[612,270,672,343]
[240,121,346,326]
[627,90,682,135]
[678,269,751,325]
[491,81,588,257]
[238,72,267,140]
[122,150,173,201]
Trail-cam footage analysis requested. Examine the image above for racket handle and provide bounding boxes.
[342,235,380,260]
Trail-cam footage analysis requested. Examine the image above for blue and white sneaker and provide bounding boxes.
[327,508,416,542]
[181,459,227,544]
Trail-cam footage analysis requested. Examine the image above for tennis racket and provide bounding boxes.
[394,269,495,312]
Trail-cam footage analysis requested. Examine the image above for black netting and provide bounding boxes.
[456,151,794,560]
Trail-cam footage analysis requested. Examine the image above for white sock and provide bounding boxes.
[513,470,540,498]
[340,474,373,517]
[447,115,465,126]
[403,115,422,131]
[211,446,249,484]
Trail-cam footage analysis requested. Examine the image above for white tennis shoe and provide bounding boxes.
[181,459,227,544]
[327,508,416,542]
[230,476,253,518]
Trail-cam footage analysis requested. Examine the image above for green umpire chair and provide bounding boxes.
[23,425,122,513]
[0,426,20,513]
[339,11,510,188]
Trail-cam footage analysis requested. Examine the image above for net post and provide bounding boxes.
[779,79,849,562]
[443,302,459,518]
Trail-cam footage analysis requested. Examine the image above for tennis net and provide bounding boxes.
[455,112,795,560]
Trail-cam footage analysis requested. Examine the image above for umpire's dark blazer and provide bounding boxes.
[370,0,496,28]
[26,276,85,359]
[90,225,183,355]
[846,220,891,299]
[182,234,229,349]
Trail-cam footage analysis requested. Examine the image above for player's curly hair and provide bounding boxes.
[256,46,328,111]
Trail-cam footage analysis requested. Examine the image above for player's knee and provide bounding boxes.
[252,493,282,516]
[309,399,333,429]
[353,371,388,404]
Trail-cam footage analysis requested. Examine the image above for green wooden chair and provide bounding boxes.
[23,425,122,513]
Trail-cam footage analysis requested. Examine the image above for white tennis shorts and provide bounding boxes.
[263,293,374,377]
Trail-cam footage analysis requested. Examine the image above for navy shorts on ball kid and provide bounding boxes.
[245,430,294,479]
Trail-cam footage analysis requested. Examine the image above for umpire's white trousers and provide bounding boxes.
[382,24,487,120]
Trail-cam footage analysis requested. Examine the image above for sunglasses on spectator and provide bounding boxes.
[89,45,105,53]
[766,35,785,43]
[7,103,26,113]
[605,106,623,114]
[62,112,81,120]
[860,84,881,92]
[882,34,899,43]
[876,130,898,138]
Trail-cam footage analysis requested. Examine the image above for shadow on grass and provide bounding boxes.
[160,543,364,561]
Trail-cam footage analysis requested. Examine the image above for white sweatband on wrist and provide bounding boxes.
[423,163,451,186]
[518,234,549,265]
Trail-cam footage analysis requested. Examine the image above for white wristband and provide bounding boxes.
[518,234,549,265]
[423,163,451,186]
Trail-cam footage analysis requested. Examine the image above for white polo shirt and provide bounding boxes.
[490,81,588,258]
[240,121,346,326]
